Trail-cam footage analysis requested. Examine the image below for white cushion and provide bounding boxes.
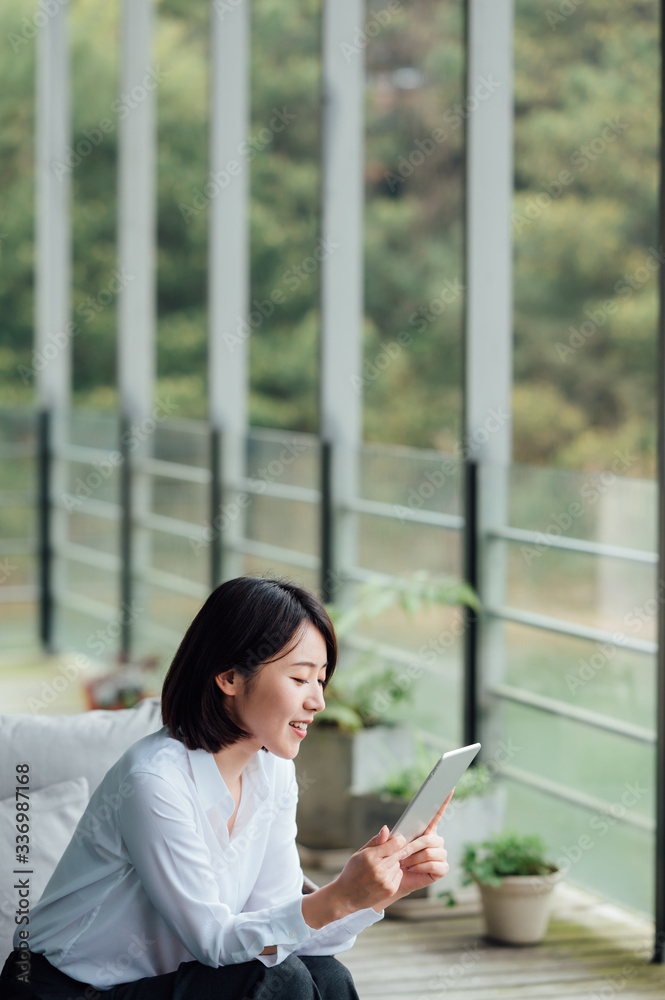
[0,776,89,961]
[0,697,163,800]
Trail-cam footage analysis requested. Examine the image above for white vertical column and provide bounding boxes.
[35,2,71,652]
[117,0,157,649]
[465,0,514,754]
[208,0,250,579]
[117,0,157,423]
[35,3,71,412]
[465,0,513,464]
[320,0,365,604]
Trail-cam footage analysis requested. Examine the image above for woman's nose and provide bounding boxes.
[304,682,325,712]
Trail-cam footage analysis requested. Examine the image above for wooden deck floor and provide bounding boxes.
[328,877,665,999]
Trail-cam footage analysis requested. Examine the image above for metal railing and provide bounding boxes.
[0,406,660,924]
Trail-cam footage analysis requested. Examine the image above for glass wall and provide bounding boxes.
[351,442,464,744]
[57,410,121,654]
[512,0,660,475]
[2,402,661,915]
[0,409,37,650]
[363,0,465,450]
[482,462,657,914]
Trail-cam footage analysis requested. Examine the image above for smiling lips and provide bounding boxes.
[289,722,308,737]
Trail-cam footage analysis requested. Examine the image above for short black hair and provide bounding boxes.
[161,576,337,753]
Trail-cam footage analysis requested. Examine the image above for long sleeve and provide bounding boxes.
[24,727,379,989]
[117,771,312,967]
[243,761,384,962]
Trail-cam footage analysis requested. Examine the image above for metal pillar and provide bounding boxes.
[320,0,365,606]
[463,0,514,754]
[463,460,479,747]
[208,0,250,581]
[119,415,133,657]
[319,440,334,602]
[37,411,53,650]
[210,427,223,589]
[653,0,665,962]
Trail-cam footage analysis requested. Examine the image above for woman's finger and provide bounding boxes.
[402,844,446,866]
[401,860,450,876]
[424,789,455,835]
[402,831,444,859]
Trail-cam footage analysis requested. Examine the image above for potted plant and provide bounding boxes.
[295,659,419,851]
[82,654,160,711]
[461,830,562,944]
[295,572,479,852]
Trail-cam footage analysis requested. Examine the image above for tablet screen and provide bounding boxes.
[388,742,481,842]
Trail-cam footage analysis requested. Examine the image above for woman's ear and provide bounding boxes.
[215,669,237,697]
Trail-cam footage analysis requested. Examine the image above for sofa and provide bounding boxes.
[0,697,164,961]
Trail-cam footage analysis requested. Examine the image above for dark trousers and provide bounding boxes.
[0,949,360,1000]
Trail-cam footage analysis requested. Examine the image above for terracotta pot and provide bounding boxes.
[476,869,562,944]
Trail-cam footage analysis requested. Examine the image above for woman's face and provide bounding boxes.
[216,622,328,759]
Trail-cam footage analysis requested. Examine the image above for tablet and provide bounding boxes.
[388,742,481,843]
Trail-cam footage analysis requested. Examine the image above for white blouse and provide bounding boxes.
[18,725,383,990]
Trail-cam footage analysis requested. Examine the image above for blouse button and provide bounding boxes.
[289,930,297,939]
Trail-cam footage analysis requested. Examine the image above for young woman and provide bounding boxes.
[1,576,450,999]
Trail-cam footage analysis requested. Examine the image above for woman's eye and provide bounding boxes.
[292,678,306,684]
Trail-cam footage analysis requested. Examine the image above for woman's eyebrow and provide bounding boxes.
[291,660,328,669]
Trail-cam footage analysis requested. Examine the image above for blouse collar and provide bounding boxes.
[186,744,271,813]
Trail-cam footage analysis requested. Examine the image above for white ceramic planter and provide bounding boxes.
[477,869,562,944]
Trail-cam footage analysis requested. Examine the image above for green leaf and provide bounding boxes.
[460,830,556,886]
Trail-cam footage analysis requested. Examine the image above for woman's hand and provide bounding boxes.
[331,827,408,913]
[371,790,453,908]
